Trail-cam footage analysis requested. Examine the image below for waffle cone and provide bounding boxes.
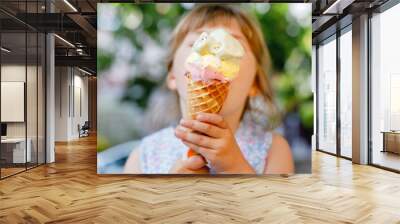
[185,73,229,159]
[186,73,229,119]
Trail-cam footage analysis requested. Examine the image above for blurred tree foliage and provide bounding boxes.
[98,3,313,141]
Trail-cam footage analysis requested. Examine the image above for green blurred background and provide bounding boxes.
[97,3,312,155]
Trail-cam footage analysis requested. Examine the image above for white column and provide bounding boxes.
[46,1,55,163]
[46,33,55,163]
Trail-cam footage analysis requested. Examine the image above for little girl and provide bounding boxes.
[124,4,294,174]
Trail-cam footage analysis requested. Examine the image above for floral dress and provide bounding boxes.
[138,111,273,174]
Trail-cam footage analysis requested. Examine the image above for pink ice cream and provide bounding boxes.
[184,28,244,83]
[185,62,227,83]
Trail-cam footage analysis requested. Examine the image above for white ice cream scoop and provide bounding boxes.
[208,28,244,58]
[193,32,209,53]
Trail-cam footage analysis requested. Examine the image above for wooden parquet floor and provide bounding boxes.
[1,135,400,224]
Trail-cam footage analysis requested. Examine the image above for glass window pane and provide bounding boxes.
[318,36,337,154]
[1,30,27,177]
[1,1,46,179]
[371,4,400,171]
[27,31,38,169]
[340,29,352,158]
[26,0,39,169]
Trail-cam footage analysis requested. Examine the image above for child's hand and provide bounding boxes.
[169,155,209,174]
[174,113,255,174]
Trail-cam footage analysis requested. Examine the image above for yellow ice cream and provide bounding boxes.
[185,28,244,81]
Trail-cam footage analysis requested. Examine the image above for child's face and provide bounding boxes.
[168,19,257,118]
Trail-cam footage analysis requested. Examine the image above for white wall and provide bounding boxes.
[1,65,36,138]
[54,67,89,141]
[72,73,89,138]
[55,66,69,141]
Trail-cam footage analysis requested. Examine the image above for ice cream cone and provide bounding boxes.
[185,73,229,158]
[183,28,244,160]
[186,73,229,119]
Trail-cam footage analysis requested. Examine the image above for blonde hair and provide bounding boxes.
[166,4,280,129]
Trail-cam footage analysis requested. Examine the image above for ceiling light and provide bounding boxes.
[322,0,354,15]
[1,47,11,53]
[76,48,84,55]
[323,0,342,14]
[54,34,75,48]
[63,0,78,12]
[78,67,92,76]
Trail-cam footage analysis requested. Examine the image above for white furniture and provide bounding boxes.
[1,138,31,163]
